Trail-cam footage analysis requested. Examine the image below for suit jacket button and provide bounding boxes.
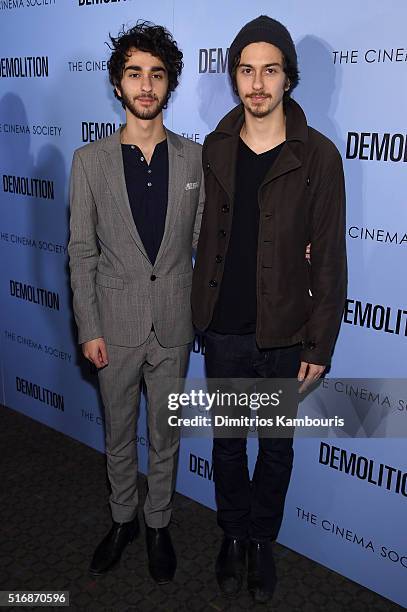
[219,229,226,237]
[209,280,218,288]
[222,205,230,213]
[215,255,223,263]
[150,275,156,281]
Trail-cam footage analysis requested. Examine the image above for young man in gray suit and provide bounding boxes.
[68,22,204,583]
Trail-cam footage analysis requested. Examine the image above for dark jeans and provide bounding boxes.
[204,331,301,541]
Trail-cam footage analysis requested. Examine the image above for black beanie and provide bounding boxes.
[228,15,297,77]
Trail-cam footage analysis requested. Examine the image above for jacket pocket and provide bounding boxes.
[96,271,124,290]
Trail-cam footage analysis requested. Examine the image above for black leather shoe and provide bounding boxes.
[89,517,139,575]
[145,525,176,584]
[247,539,277,604]
[215,536,247,597]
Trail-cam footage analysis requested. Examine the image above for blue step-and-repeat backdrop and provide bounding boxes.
[0,1,406,607]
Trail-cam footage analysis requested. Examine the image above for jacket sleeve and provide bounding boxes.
[68,150,102,345]
[301,150,347,365]
[192,168,205,252]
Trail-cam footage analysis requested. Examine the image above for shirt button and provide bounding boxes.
[215,255,223,263]
[131,145,135,150]
[150,275,156,281]
[219,229,226,237]
[140,157,144,161]
[209,280,218,288]
[148,169,152,174]
[147,182,152,187]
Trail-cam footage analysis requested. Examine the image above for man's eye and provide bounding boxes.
[153,74,163,79]
[129,73,140,78]
[266,68,276,74]
[242,68,252,74]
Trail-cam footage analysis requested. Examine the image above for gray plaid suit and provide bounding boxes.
[68,127,204,526]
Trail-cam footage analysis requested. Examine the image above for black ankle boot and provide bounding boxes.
[247,539,277,604]
[89,517,139,575]
[215,536,247,597]
[145,525,177,584]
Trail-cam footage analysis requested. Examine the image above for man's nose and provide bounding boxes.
[140,74,153,92]
[252,70,264,90]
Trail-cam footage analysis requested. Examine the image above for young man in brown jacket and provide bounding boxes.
[192,15,347,604]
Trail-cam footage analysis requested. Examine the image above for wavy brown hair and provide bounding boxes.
[107,21,183,108]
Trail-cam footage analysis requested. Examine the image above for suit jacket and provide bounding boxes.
[68,127,204,348]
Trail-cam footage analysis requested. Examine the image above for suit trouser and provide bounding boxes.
[204,331,301,540]
[97,330,190,527]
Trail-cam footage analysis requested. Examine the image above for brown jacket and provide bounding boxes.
[191,98,347,366]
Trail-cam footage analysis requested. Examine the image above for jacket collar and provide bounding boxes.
[99,125,183,153]
[206,98,309,201]
[212,97,309,143]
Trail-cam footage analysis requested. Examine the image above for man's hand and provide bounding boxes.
[297,361,325,393]
[82,337,109,369]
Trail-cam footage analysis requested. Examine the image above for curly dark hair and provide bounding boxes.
[107,21,183,109]
[230,49,299,102]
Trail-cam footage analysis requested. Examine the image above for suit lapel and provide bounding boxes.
[98,129,150,262]
[154,129,187,267]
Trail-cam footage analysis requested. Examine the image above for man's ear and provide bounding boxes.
[284,77,291,92]
[115,86,122,99]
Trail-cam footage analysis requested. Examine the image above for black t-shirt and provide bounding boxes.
[210,138,284,334]
[122,139,168,265]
